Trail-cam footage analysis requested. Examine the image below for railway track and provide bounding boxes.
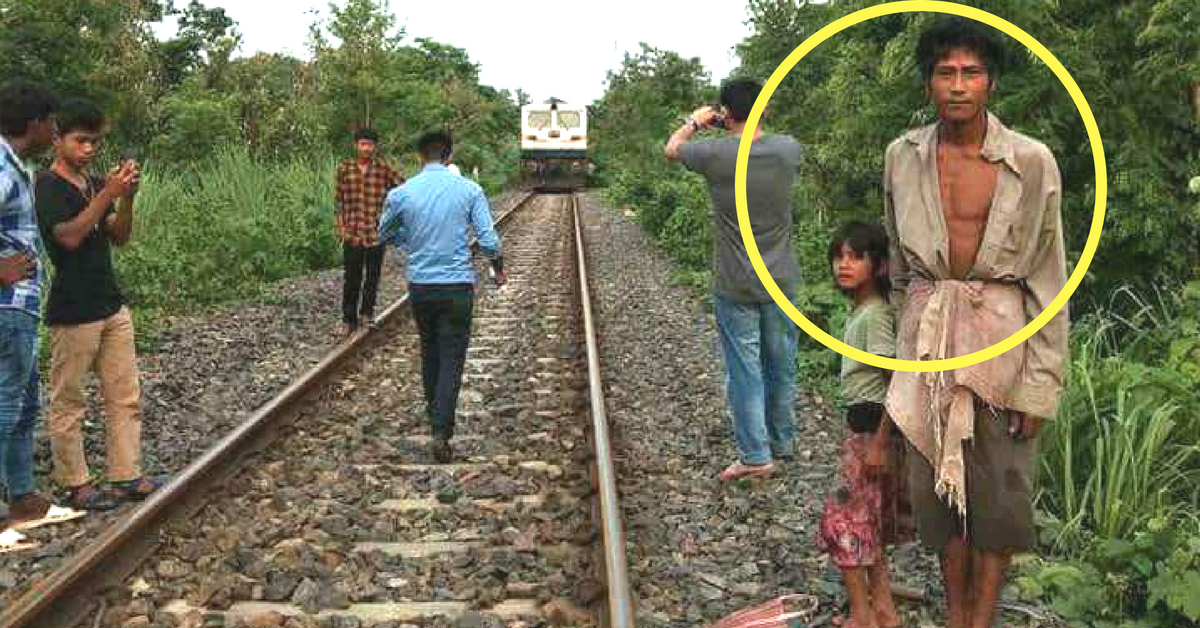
[0,193,634,628]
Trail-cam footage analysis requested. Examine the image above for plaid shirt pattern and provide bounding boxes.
[336,158,404,246]
[0,137,42,318]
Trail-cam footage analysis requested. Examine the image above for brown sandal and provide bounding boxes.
[718,460,776,482]
[7,493,85,530]
[109,476,165,502]
[65,483,121,511]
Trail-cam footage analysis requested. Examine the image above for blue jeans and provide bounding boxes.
[714,294,798,465]
[0,308,40,498]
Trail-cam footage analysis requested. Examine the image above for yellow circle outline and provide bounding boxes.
[736,0,1106,373]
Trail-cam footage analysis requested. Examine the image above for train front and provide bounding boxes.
[520,100,589,192]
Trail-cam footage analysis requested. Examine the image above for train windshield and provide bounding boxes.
[557,111,581,129]
[527,111,552,129]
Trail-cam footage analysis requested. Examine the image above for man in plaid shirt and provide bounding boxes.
[1,80,84,550]
[335,128,404,335]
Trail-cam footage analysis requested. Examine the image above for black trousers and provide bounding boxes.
[411,294,474,440]
[343,243,385,325]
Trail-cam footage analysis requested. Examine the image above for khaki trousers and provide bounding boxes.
[48,306,143,487]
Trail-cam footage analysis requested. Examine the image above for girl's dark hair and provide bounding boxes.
[916,16,1007,86]
[829,221,891,299]
[354,127,379,143]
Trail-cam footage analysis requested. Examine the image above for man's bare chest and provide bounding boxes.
[937,148,997,225]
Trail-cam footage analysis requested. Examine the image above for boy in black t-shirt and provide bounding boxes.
[35,98,162,511]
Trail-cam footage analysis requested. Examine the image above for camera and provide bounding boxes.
[709,115,726,130]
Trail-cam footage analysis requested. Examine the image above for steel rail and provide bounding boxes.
[571,193,635,628]
[0,190,536,628]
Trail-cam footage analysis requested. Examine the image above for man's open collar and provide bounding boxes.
[903,111,1022,177]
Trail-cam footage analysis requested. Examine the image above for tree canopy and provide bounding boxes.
[0,0,521,188]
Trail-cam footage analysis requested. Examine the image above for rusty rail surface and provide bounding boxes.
[0,191,536,628]
[571,193,635,628]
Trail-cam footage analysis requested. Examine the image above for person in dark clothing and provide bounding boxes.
[35,97,163,511]
[379,132,505,463]
[335,128,404,335]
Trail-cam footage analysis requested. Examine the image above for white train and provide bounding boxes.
[520,98,588,190]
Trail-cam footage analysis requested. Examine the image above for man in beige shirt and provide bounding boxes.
[882,17,1068,628]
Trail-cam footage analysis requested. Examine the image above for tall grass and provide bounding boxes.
[114,147,341,311]
[1039,286,1200,548]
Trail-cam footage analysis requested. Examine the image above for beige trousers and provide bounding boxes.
[48,306,143,487]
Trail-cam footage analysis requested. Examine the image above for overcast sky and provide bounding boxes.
[153,0,755,106]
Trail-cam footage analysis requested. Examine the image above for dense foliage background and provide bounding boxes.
[591,1,1200,626]
[1,0,523,322]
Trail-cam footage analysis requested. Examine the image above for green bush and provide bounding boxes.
[1017,517,1200,627]
[149,87,243,164]
[606,162,712,271]
[114,146,340,311]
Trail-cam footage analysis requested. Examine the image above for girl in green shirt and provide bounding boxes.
[817,222,913,628]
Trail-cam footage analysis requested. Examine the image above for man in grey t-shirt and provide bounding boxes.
[666,78,801,482]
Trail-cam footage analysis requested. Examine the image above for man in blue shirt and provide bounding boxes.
[380,132,505,463]
[1,80,86,548]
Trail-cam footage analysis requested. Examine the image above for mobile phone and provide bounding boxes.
[119,148,143,167]
[707,106,726,129]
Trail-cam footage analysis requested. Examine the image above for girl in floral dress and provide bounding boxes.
[817,222,913,628]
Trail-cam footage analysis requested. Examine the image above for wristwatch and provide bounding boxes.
[687,117,702,132]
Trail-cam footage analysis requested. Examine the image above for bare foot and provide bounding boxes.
[834,614,880,628]
[867,558,902,628]
[872,603,901,628]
